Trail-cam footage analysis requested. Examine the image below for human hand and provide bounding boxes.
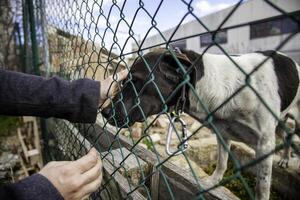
[99,69,129,106]
[39,148,102,200]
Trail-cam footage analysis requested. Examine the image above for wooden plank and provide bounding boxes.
[160,162,239,200]
[17,128,29,162]
[21,117,43,168]
[150,167,160,200]
[18,152,29,177]
[32,118,43,166]
[93,119,239,200]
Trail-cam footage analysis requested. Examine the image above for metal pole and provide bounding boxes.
[21,0,30,73]
[27,0,40,75]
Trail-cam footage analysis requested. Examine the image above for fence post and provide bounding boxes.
[26,0,39,75]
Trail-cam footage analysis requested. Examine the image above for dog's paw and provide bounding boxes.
[277,158,289,168]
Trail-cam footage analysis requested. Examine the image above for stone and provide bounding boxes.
[188,136,218,168]
[131,127,142,139]
[154,144,208,178]
[149,133,161,143]
[155,117,169,128]
[0,152,19,171]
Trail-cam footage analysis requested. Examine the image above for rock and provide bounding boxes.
[149,133,161,143]
[186,136,257,170]
[190,123,212,139]
[154,144,208,178]
[181,114,195,125]
[0,152,19,171]
[188,136,218,168]
[131,127,142,139]
[155,116,169,128]
[148,127,166,135]
[157,132,180,146]
[190,121,202,132]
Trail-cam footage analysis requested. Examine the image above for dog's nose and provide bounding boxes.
[101,107,111,119]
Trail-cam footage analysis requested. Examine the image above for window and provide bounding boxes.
[250,13,299,39]
[200,30,227,47]
[170,39,186,49]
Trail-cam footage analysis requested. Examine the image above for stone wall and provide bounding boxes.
[47,26,125,80]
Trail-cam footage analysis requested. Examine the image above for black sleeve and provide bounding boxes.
[0,173,64,200]
[0,69,100,123]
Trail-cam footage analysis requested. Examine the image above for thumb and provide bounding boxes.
[114,69,128,82]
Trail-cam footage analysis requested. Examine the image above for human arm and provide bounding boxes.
[0,69,128,123]
[0,69,99,123]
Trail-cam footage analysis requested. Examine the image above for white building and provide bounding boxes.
[143,0,300,63]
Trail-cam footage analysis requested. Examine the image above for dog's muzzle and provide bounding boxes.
[101,105,137,128]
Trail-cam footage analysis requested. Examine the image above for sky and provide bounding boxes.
[46,0,239,55]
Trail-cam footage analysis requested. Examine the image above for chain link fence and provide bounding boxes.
[1,0,300,199]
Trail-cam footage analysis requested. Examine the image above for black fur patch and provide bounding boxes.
[258,50,299,111]
[180,49,205,111]
[181,49,205,84]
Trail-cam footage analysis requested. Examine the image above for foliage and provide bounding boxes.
[0,116,20,137]
[205,161,282,200]
[142,137,154,151]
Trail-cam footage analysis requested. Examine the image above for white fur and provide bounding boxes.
[188,52,300,200]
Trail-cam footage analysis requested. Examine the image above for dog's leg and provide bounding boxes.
[206,138,231,185]
[255,135,275,200]
[276,119,291,168]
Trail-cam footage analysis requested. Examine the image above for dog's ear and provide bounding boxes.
[159,52,192,82]
[163,52,192,69]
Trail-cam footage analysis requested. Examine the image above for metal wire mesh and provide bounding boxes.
[43,0,300,199]
[1,0,300,199]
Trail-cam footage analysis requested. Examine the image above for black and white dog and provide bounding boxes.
[102,49,300,200]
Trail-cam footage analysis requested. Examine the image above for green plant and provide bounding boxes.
[0,115,21,137]
[205,161,282,200]
[142,137,154,151]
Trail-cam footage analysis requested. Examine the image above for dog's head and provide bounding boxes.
[102,49,201,127]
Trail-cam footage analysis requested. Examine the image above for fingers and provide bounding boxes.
[72,148,99,174]
[109,69,128,82]
[115,69,129,82]
[80,172,102,198]
[55,161,72,166]
[75,151,102,199]
[80,158,102,185]
[99,70,129,105]
[111,70,129,93]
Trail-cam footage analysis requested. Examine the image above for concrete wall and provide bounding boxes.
[143,0,300,63]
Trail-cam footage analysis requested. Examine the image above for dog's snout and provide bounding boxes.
[101,107,111,119]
